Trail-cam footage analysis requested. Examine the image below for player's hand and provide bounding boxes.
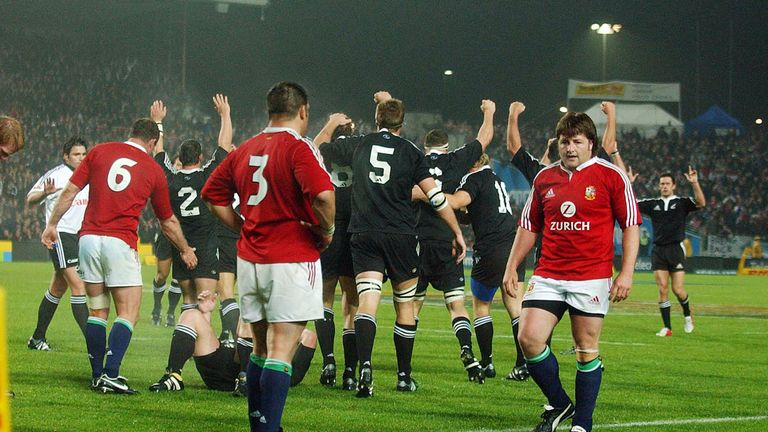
[502,266,519,298]
[150,100,166,123]
[601,101,616,117]
[452,235,467,264]
[373,91,392,104]
[481,99,496,114]
[609,271,632,302]
[328,113,352,128]
[41,225,57,250]
[213,94,230,118]
[43,178,61,196]
[181,247,198,270]
[509,101,525,117]
[684,165,698,184]
[627,165,639,183]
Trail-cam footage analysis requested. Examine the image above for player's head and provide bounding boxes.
[129,118,161,149]
[555,112,597,169]
[471,153,490,171]
[331,119,355,141]
[62,136,88,169]
[546,138,559,162]
[179,139,203,167]
[267,81,309,134]
[658,172,676,197]
[0,116,25,161]
[424,129,449,151]
[375,98,405,132]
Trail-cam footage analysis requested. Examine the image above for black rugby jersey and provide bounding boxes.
[638,195,699,245]
[157,147,228,239]
[319,135,357,223]
[457,165,516,252]
[321,130,431,235]
[417,140,482,241]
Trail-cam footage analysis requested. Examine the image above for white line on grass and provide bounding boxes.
[465,415,768,432]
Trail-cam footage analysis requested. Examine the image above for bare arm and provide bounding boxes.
[447,190,472,210]
[503,227,537,297]
[310,190,336,251]
[601,101,629,173]
[506,102,525,156]
[40,182,81,248]
[159,215,198,269]
[611,225,639,302]
[684,165,706,208]
[313,113,351,147]
[209,204,243,233]
[27,178,59,206]
[213,94,234,152]
[418,177,466,262]
[411,185,427,202]
[476,99,496,150]
[151,100,167,156]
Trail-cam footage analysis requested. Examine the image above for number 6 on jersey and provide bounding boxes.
[248,155,269,205]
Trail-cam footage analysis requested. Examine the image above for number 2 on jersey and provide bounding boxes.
[247,155,269,206]
[178,187,200,217]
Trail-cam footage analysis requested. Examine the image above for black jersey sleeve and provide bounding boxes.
[154,151,174,175]
[597,147,611,163]
[457,170,482,201]
[637,198,655,215]
[451,140,483,174]
[510,145,544,185]
[682,196,699,212]
[320,136,359,166]
[202,147,229,177]
[412,149,433,185]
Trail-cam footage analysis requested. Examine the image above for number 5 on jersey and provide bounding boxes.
[369,145,394,184]
[248,155,269,205]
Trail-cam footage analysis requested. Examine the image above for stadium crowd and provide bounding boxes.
[2,42,766,244]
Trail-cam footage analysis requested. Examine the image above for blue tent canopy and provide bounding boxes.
[684,105,744,137]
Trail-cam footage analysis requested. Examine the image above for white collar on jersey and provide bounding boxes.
[263,126,302,139]
[124,140,148,153]
[427,148,448,155]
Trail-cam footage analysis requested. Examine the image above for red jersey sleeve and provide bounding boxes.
[201,155,236,206]
[149,165,174,220]
[69,152,92,189]
[520,180,543,233]
[292,139,333,200]
[608,167,641,229]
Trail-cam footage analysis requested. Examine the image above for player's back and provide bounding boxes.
[458,166,516,251]
[347,131,431,235]
[73,141,169,248]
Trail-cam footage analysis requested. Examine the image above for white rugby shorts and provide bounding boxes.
[78,235,142,287]
[237,257,323,323]
[524,275,612,316]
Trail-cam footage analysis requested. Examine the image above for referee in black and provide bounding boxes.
[637,166,705,337]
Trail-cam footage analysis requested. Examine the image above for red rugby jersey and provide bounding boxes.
[520,157,640,280]
[202,127,334,264]
[69,141,173,249]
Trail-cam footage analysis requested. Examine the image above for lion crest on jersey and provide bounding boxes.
[585,185,596,201]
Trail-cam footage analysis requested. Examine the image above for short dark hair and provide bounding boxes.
[266,81,308,119]
[546,138,559,161]
[63,136,87,155]
[659,172,676,184]
[376,99,405,130]
[0,115,24,152]
[331,122,355,141]
[424,129,449,147]
[555,112,598,156]
[178,139,203,165]
[130,118,160,143]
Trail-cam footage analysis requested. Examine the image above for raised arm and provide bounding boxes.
[476,99,496,150]
[151,100,167,156]
[601,101,628,173]
[313,113,351,147]
[506,101,526,156]
[213,94,234,152]
[27,177,60,207]
[418,177,466,263]
[40,182,81,248]
[684,165,706,208]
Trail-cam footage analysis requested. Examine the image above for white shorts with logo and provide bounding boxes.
[237,257,323,323]
[524,275,612,316]
[79,235,142,287]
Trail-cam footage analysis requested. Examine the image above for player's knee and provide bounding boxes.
[443,287,465,305]
[356,278,382,296]
[86,293,110,311]
[393,283,417,303]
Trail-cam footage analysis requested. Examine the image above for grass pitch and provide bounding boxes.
[2,261,767,431]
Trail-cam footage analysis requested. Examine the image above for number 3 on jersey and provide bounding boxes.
[248,155,269,205]
[108,158,138,192]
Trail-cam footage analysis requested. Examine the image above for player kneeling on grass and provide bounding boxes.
[150,290,317,394]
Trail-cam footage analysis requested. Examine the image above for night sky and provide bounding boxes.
[4,0,767,127]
